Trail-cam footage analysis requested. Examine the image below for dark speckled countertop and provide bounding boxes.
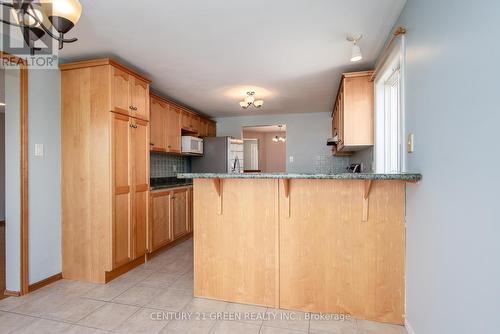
[150,177,193,191]
[177,173,422,182]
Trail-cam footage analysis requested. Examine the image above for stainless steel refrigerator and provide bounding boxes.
[191,137,244,173]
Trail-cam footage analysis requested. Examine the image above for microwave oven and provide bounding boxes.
[181,136,203,155]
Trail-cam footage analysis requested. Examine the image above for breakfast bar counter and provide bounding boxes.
[178,173,421,325]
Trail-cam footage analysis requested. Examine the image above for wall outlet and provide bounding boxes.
[34,144,44,157]
[407,133,414,153]
[289,156,294,163]
[172,165,177,172]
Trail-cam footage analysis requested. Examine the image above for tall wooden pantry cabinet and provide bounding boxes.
[60,59,151,283]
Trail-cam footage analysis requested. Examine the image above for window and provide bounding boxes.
[374,38,405,173]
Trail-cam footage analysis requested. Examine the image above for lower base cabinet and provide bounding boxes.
[150,186,192,253]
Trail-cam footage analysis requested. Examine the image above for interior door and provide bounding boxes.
[130,76,149,121]
[166,105,181,153]
[132,118,149,259]
[112,113,132,268]
[151,191,172,251]
[111,67,131,115]
[172,188,188,238]
[150,97,167,151]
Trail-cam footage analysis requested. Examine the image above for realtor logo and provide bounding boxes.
[1,2,59,69]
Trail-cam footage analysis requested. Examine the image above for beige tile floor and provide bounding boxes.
[0,238,408,334]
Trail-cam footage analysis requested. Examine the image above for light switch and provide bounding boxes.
[289,156,294,163]
[407,134,414,153]
[34,144,44,157]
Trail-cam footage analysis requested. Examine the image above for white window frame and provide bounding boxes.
[374,36,406,173]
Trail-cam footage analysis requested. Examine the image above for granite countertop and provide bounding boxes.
[150,177,193,191]
[177,173,422,182]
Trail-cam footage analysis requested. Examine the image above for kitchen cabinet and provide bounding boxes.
[150,191,173,251]
[181,110,199,132]
[172,187,189,238]
[150,93,216,152]
[166,104,181,153]
[61,58,151,283]
[332,71,374,154]
[207,120,217,137]
[149,186,193,253]
[150,96,167,151]
[111,65,150,121]
[150,95,181,153]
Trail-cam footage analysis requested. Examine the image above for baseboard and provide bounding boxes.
[4,289,21,297]
[405,319,416,334]
[146,232,193,261]
[105,256,145,283]
[28,273,63,293]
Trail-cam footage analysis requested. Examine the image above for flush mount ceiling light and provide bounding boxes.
[0,0,82,55]
[347,34,363,62]
[239,91,264,109]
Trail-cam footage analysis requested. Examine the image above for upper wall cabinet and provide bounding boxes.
[110,64,150,121]
[150,94,181,153]
[332,71,374,154]
[150,93,216,152]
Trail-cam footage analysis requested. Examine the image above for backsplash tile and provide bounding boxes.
[150,153,191,178]
[313,155,351,174]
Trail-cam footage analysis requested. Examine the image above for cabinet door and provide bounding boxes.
[192,115,200,134]
[132,118,149,259]
[111,67,131,115]
[198,118,208,137]
[130,76,149,121]
[172,188,188,239]
[181,110,191,130]
[112,113,132,268]
[207,121,216,137]
[150,191,172,251]
[166,105,181,153]
[150,97,167,151]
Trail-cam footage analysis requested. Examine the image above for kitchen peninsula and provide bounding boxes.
[178,172,421,325]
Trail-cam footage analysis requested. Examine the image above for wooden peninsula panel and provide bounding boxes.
[192,176,408,324]
[279,179,405,324]
[193,179,279,307]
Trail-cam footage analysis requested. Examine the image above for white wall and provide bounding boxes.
[216,112,334,173]
[396,1,500,334]
[27,69,61,284]
[5,68,21,292]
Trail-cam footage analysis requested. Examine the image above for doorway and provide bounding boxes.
[242,125,286,173]
[1,52,29,297]
[0,68,5,298]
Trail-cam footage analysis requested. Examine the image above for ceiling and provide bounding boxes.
[243,125,287,133]
[59,0,406,118]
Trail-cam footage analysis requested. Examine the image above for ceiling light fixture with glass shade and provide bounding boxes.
[239,91,264,109]
[346,34,363,62]
[272,125,286,143]
[0,0,82,55]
